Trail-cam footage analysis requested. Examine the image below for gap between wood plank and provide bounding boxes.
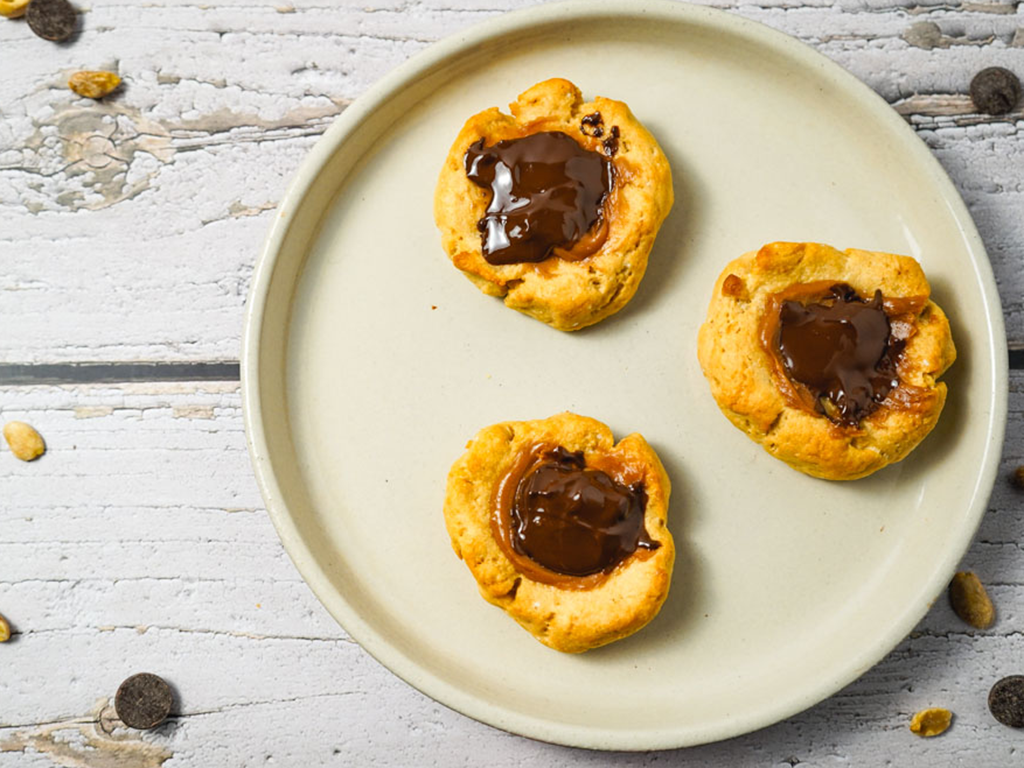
[1,352,1021,385]
[0,362,241,385]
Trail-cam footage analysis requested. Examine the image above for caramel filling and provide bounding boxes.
[491,443,659,589]
[759,281,931,428]
[463,124,618,266]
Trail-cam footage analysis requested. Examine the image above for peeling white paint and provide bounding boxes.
[0,699,172,768]
[171,405,215,419]
[74,406,115,419]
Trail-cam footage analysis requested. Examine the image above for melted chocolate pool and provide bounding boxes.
[777,283,904,427]
[510,447,657,577]
[464,131,613,265]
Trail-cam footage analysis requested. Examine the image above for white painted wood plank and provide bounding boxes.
[1,0,1022,363]
[2,1,1023,765]
[0,377,1022,764]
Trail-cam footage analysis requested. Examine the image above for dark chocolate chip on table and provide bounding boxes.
[989,676,1024,728]
[970,67,1021,116]
[115,673,174,729]
[26,0,77,42]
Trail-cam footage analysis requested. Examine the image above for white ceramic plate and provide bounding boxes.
[242,0,1008,750]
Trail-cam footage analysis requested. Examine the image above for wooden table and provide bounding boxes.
[1,0,1022,764]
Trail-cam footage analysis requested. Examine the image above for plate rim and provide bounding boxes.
[241,0,1009,750]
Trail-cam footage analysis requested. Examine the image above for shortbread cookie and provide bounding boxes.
[697,242,956,480]
[443,412,675,653]
[434,78,674,331]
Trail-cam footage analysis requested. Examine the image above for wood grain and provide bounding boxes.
[0,376,1021,765]
[2,0,1024,764]
[1,0,1022,363]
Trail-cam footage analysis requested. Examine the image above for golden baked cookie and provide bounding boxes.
[434,78,674,331]
[443,412,675,653]
[697,242,956,481]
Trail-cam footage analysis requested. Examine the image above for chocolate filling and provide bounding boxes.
[464,131,614,265]
[495,446,658,582]
[775,283,905,427]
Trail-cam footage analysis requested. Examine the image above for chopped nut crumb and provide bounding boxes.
[909,707,952,737]
[0,613,10,642]
[949,571,995,628]
[1012,465,1024,490]
[3,421,45,462]
[68,70,122,100]
[0,0,29,18]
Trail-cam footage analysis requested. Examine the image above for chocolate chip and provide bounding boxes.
[26,0,77,42]
[970,67,1021,116]
[581,111,604,138]
[989,676,1024,728]
[602,125,620,157]
[115,673,174,729]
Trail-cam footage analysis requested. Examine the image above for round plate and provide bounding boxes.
[242,0,1007,750]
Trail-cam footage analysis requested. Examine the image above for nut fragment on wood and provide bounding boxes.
[0,612,10,642]
[0,0,29,18]
[3,421,46,461]
[909,707,953,737]
[1011,465,1024,489]
[949,571,995,628]
[69,71,122,100]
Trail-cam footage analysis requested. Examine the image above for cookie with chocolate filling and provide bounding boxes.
[697,242,956,480]
[434,78,674,331]
[443,412,675,653]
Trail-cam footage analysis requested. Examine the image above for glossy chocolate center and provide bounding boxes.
[464,131,613,265]
[510,447,657,577]
[777,283,904,427]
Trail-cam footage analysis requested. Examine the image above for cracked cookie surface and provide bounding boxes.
[697,242,956,480]
[434,78,674,331]
[443,412,675,653]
